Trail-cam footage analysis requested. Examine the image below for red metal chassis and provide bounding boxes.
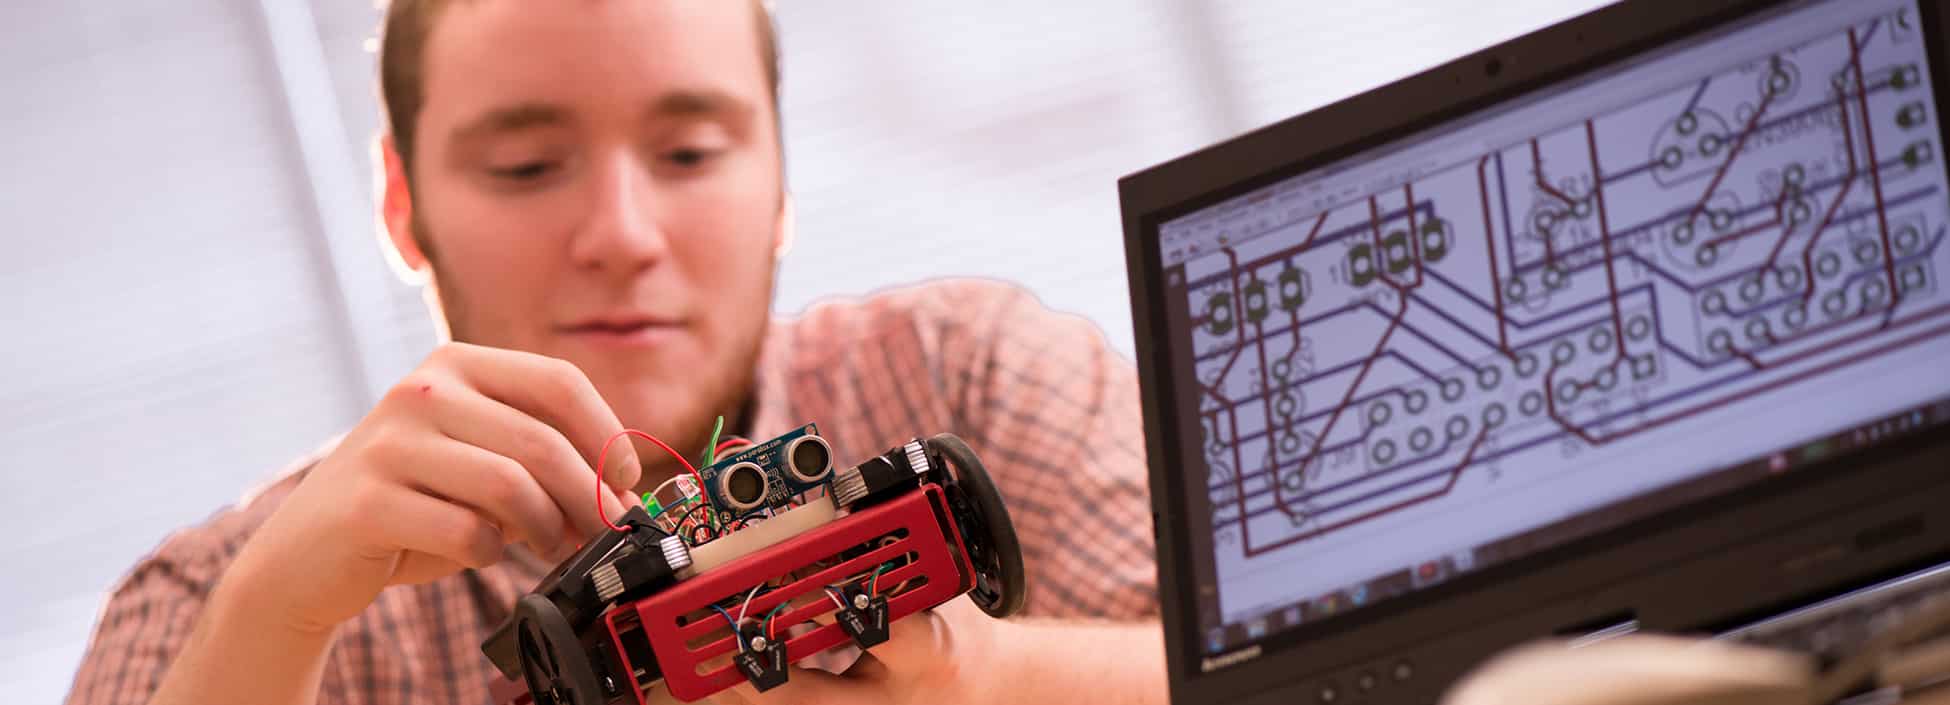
[601,483,975,703]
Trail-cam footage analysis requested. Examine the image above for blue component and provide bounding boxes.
[698,423,833,514]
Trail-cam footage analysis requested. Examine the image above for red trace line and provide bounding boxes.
[1476,157,1518,357]
[1543,304,1950,445]
[1289,307,1303,354]
[1849,26,1902,325]
[1251,312,1290,515]
[1226,404,1252,548]
[1368,196,1399,290]
[1198,247,1253,403]
[1243,425,1493,557]
[1683,61,1781,229]
[1528,139,1566,267]
[1585,119,1628,361]
[1709,271,1909,371]
[1704,188,1791,249]
[1246,302,1950,552]
[1274,295,1412,519]
[1262,190,1432,520]
[1238,30,1906,556]
[1298,211,1331,252]
[1197,368,1237,405]
[1220,203,1400,278]
[1759,190,1802,272]
[1478,155,1516,360]
[1403,182,1428,290]
[1730,347,1765,371]
[1801,64,1862,302]
[1529,137,1583,206]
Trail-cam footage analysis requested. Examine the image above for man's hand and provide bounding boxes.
[705,597,1168,705]
[703,597,995,705]
[147,342,648,705]
[227,341,645,632]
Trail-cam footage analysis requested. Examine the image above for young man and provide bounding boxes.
[64,2,1166,704]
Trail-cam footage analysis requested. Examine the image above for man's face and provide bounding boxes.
[406,0,783,479]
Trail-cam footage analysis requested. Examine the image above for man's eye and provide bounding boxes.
[665,148,717,167]
[488,161,555,180]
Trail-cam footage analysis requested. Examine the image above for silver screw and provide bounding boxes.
[852,594,870,610]
[750,636,769,652]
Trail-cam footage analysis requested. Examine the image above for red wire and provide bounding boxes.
[596,429,709,533]
[766,603,788,641]
[715,437,753,455]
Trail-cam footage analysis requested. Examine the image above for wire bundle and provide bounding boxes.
[593,417,886,658]
[603,416,764,543]
[712,561,901,654]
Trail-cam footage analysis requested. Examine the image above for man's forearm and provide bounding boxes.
[982,619,1169,705]
[147,562,338,705]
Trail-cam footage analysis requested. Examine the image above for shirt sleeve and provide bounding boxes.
[63,531,228,705]
[932,279,1160,621]
[60,468,358,705]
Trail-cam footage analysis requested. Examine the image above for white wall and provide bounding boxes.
[0,1,381,701]
[0,1,1606,702]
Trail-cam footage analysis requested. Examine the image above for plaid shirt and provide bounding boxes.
[65,278,1157,705]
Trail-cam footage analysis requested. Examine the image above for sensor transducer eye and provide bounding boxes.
[786,435,834,484]
[722,462,769,511]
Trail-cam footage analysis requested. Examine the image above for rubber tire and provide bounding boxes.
[514,594,605,705]
[926,433,1028,618]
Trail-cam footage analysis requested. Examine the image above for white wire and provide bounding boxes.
[710,605,745,653]
[822,587,848,611]
[736,584,763,622]
[647,475,687,509]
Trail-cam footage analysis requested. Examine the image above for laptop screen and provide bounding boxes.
[1149,0,1950,660]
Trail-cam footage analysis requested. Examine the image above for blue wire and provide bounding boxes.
[709,605,744,651]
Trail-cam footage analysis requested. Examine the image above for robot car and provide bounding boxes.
[479,426,1026,705]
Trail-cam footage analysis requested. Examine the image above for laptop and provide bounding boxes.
[1116,0,1950,703]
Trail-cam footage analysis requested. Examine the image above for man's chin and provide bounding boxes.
[593,371,717,434]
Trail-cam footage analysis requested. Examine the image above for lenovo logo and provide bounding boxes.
[1199,644,1262,672]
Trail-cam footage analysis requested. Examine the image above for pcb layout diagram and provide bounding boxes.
[1178,13,1950,568]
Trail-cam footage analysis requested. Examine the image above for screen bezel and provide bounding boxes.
[1118,0,1950,702]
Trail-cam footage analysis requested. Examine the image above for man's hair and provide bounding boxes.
[377,0,783,184]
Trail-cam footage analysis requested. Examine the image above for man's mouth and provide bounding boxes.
[558,315,685,346]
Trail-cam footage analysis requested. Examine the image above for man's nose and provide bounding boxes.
[569,150,670,271]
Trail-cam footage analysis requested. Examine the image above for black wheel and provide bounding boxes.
[514,594,605,705]
[926,433,1027,618]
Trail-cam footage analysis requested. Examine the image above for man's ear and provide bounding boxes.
[774,192,797,259]
[380,135,429,272]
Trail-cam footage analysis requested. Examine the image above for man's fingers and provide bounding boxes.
[868,599,957,666]
[397,435,571,556]
[377,486,505,571]
[418,376,629,538]
[722,667,860,705]
[393,553,471,585]
[828,650,892,681]
[438,343,644,493]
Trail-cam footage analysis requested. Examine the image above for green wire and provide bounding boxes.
[701,414,725,467]
[761,600,792,639]
[869,563,892,595]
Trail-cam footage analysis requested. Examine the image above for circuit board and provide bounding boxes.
[699,424,834,517]
[1156,4,1950,629]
